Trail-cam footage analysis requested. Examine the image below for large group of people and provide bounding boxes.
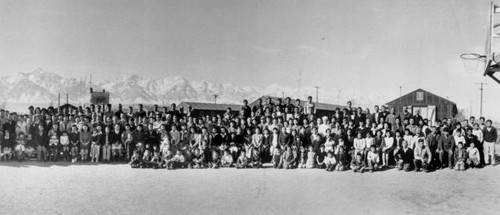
[0,96,497,173]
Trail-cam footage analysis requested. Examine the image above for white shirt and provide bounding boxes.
[472,129,483,142]
[365,137,374,148]
[454,135,466,145]
[272,134,279,147]
[354,138,366,151]
[318,124,329,136]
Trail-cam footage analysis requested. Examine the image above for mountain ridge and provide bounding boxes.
[0,68,389,108]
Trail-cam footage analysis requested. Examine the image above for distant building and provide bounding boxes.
[177,102,242,117]
[385,88,458,121]
[249,96,346,117]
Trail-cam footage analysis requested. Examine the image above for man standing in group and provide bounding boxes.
[284,97,295,115]
[294,99,303,115]
[241,100,251,119]
[400,106,412,122]
[438,128,455,169]
[483,120,498,166]
[303,96,315,117]
[114,104,124,119]
[136,104,147,118]
[371,105,381,125]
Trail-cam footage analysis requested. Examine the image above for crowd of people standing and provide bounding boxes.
[0,96,497,173]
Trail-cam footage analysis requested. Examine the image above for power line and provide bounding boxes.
[476,82,488,117]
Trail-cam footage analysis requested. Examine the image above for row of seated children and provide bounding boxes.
[1,132,37,162]
[129,146,264,169]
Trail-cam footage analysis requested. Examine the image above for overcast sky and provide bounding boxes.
[0,0,499,120]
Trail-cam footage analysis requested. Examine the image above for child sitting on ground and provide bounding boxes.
[454,142,467,171]
[166,150,185,170]
[143,144,153,161]
[351,153,365,173]
[151,150,163,169]
[236,150,249,169]
[466,142,480,168]
[191,148,206,169]
[210,150,220,169]
[316,145,326,169]
[324,151,337,172]
[129,150,141,168]
[272,145,282,169]
[281,146,295,169]
[162,150,175,168]
[184,149,193,168]
[1,131,13,161]
[298,146,307,168]
[366,145,380,172]
[250,148,262,168]
[220,150,234,167]
[15,132,27,161]
[112,139,124,162]
[336,145,349,171]
[305,146,316,168]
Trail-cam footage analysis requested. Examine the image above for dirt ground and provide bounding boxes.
[1,142,500,215]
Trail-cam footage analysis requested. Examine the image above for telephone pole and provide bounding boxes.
[213,94,218,104]
[476,83,487,117]
[400,86,402,97]
[314,86,320,103]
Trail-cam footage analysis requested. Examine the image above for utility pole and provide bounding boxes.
[66,94,69,104]
[314,86,320,103]
[213,94,218,104]
[476,82,488,117]
[400,86,402,97]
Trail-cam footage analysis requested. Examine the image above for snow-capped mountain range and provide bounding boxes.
[0,68,389,109]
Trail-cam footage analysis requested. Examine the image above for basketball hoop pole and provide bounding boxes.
[483,2,500,84]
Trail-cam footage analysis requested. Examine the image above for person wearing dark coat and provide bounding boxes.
[395,141,414,171]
